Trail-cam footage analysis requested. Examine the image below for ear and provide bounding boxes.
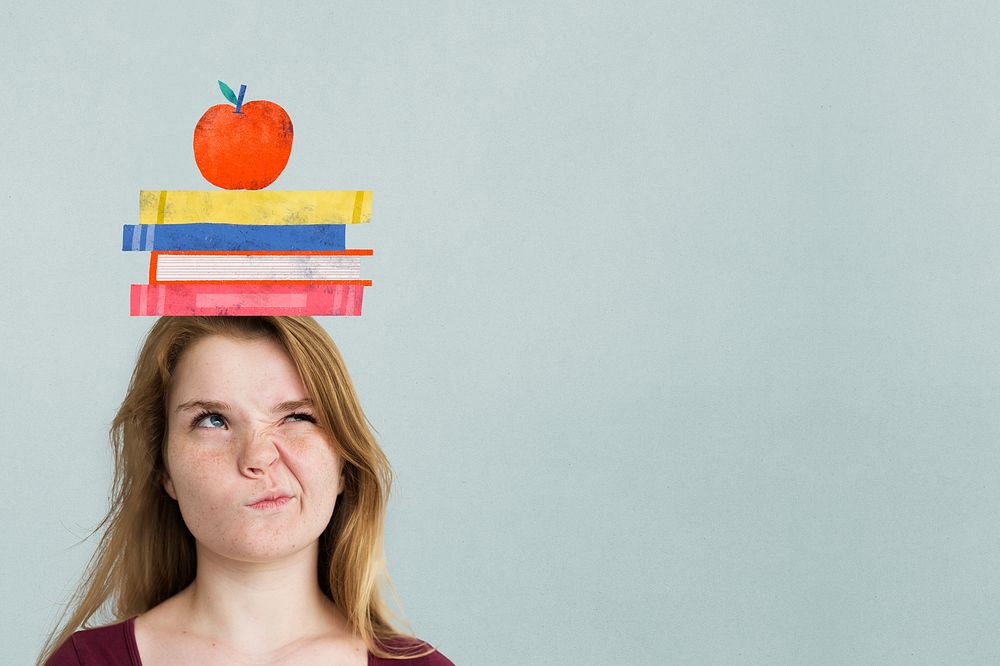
[336,470,345,496]
[163,472,177,500]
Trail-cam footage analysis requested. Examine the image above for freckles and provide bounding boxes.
[172,453,233,532]
[173,435,335,559]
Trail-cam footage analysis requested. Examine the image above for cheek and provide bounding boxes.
[168,453,240,540]
[292,443,344,506]
[167,443,231,504]
[286,432,341,475]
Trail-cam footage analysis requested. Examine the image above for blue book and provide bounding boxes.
[122,223,347,252]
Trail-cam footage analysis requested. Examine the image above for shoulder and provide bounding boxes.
[370,636,455,665]
[45,618,138,666]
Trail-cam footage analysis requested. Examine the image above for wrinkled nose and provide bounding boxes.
[240,429,281,477]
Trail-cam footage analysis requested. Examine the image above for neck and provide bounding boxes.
[177,540,349,654]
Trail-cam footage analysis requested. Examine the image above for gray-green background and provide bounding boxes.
[4,2,1000,664]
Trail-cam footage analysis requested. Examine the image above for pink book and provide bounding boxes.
[130,283,366,316]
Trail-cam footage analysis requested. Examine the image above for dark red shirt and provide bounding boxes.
[46,617,453,665]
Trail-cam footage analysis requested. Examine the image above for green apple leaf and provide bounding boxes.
[218,80,238,106]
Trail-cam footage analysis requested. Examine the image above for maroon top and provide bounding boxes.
[46,617,453,665]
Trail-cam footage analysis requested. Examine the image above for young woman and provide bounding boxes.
[39,317,452,665]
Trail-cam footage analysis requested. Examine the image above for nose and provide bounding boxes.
[240,428,281,477]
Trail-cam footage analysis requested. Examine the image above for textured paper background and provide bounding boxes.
[4,3,1000,664]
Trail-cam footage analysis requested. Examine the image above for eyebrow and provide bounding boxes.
[173,399,313,414]
[272,399,314,414]
[175,399,232,414]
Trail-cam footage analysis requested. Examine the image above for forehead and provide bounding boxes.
[168,335,307,409]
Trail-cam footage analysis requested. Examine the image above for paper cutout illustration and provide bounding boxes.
[149,251,372,282]
[125,83,373,316]
[122,224,348,252]
[139,190,371,226]
[131,283,365,316]
[193,81,294,190]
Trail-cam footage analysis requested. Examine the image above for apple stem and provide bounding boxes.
[234,84,247,114]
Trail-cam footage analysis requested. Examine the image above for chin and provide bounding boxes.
[196,532,319,563]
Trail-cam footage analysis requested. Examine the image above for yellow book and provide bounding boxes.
[139,190,372,225]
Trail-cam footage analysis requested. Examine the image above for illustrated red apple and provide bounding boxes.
[193,81,293,190]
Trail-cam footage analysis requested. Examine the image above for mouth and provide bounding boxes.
[246,495,294,510]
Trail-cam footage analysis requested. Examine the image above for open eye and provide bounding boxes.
[193,412,227,429]
[285,412,317,424]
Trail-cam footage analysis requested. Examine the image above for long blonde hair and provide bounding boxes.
[38,316,429,663]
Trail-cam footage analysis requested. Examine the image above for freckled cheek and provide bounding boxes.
[169,449,236,510]
[279,436,343,486]
[304,462,346,510]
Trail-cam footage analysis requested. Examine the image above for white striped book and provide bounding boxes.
[152,253,365,281]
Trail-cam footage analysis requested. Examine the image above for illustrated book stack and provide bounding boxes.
[123,190,372,316]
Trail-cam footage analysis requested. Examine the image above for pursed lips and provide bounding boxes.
[245,491,293,506]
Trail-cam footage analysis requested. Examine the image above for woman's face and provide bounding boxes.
[163,334,344,563]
